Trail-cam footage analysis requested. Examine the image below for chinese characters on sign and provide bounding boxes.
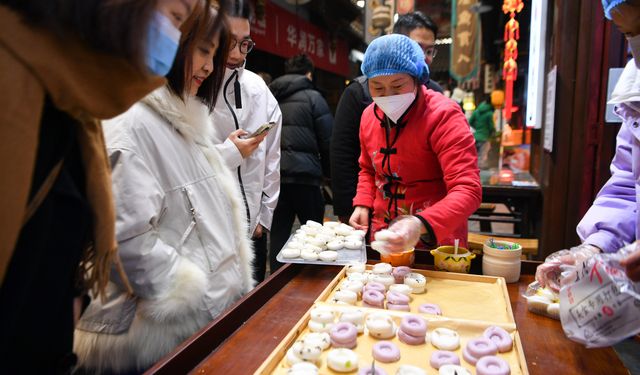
[250,0,348,76]
[502,0,524,122]
[450,0,480,81]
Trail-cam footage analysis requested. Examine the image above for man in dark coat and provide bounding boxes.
[268,54,333,271]
[330,11,443,223]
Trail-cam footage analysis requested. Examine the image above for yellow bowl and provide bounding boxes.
[430,246,475,273]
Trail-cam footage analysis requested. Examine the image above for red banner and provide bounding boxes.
[251,1,350,77]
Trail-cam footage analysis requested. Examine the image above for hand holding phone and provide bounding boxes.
[247,122,275,138]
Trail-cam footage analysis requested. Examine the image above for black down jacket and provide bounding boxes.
[269,74,333,186]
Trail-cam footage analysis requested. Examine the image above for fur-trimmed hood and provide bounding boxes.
[610,59,640,106]
[143,86,216,147]
[75,86,255,374]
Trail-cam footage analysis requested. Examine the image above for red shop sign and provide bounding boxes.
[251,1,350,77]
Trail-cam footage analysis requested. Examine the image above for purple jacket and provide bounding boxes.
[578,60,640,252]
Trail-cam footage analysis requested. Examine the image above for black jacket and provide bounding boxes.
[330,76,443,217]
[269,74,333,186]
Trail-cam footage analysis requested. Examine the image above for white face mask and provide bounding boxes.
[372,91,416,123]
[628,34,640,69]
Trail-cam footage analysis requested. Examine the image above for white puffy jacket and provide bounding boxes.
[211,65,282,233]
[74,87,255,374]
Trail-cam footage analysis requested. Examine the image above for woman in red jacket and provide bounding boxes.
[349,34,481,253]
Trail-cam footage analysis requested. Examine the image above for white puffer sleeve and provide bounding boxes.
[258,91,282,231]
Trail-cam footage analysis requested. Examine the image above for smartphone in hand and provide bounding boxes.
[247,122,275,138]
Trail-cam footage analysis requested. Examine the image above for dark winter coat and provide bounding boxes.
[269,74,333,186]
[330,76,443,217]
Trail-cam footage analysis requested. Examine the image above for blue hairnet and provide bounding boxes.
[602,0,626,19]
[361,34,429,83]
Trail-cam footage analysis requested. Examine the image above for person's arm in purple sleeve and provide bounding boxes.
[577,121,637,253]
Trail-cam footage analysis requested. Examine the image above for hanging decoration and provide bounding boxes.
[450,0,481,82]
[502,0,524,122]
[365,0,395,44]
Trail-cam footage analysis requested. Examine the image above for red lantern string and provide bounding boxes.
[502,0,523,122]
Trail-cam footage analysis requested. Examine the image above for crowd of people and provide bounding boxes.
[0,0,638,373]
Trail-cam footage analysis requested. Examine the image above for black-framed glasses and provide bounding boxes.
[229,38,255,54]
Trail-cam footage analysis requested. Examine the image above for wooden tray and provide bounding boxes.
[317,266,515,324]
[254,266,528,375]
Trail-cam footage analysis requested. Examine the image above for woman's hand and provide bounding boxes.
[383,215,423,253]
[349,206,370,231]
[534,243,601,293]
[620,245,640,282]
[228,129,268,158]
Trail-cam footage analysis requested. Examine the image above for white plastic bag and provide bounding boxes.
[559,242,640,348]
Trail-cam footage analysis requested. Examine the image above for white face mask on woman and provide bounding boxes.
[372,91,416,124]
[628,34,640,69]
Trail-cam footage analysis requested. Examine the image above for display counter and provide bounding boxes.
[145,262,627,375]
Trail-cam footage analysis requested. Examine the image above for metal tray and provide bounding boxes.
[275,234,367,266]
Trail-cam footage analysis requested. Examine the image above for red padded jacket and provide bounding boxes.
[353,85,482,247]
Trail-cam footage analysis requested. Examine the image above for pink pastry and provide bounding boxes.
[483,326,513,352]
[462,337,498,365]
[418,303,442,315]
[362,289,385,308]
[391,266,412,284]
[476,355,511,375]
[429,350,461,369]
[371,341,401,363]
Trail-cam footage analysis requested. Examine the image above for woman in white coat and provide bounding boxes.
[73,5,255,374]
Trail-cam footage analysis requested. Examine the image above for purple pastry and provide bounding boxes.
[483,326,513,352]
[399,315,427,336]
[371,341,401,363]
[462,337,498,365]
[330,322,358,345]
[358,366,388,375]
[429,350,461,369]
[392,266,412,284]
[476,355,511,375]
[397,329,425,345]
[418,303,442,315]
[362,289,385,308]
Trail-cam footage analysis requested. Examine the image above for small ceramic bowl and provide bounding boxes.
[430,246,475,273]
[380,248,415,267]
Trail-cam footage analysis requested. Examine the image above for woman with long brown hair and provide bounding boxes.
[73,4,255,374]
[0,0,216,372]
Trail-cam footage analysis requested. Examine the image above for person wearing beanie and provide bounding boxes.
[536,0,640,292]
[349,34,482,253]
[330,11,443,224]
